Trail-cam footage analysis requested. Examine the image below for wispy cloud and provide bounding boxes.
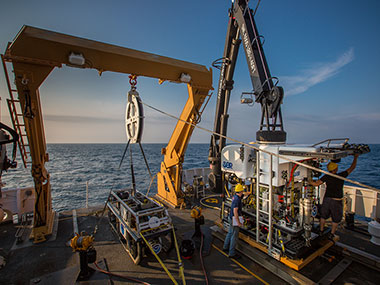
[287,111,380,124]
[281,48,355,96]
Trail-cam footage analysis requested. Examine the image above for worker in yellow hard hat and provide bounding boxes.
[222,183,246,259]
[309,154,359,240]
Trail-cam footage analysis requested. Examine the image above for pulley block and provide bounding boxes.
[125,88,144,143]
[267,86,284,118]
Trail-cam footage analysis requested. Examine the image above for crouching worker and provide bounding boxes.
[309,154,358,239]
[223,183,246,259]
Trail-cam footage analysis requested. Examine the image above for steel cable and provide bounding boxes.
[135,96,380,193]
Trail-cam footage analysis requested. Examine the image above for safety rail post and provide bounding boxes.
[268,154,273,252]
[256,149,273,250]
[256,150,260,242]
[86,181,89,208]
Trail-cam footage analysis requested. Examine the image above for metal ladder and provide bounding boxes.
[1,54,30,167]
[256,151,273,253]
[193,175,205,199]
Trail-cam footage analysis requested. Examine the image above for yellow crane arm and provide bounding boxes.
[6,26,212,88]
[157,84,210,207]
[4,25,212,241]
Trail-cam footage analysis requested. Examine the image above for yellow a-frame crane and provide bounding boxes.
[3,25,212,242]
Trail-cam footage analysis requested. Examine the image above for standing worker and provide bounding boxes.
[309,154,359,239]
[223,183,246,259]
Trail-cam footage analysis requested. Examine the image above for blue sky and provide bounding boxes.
[0,0,379,144]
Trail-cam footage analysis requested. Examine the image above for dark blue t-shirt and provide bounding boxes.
[229,194,242,218]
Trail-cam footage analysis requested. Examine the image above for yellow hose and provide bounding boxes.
[222,175,231,198]
[140,232,178,285]
[172,226,186,285]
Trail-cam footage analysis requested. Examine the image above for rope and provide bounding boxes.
[135,97,380,193]
[146,173,158,197]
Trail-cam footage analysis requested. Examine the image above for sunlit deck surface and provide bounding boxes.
[1,203,379,284]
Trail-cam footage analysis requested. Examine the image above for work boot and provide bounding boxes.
[229,253,241,259]
[327,233,336,241]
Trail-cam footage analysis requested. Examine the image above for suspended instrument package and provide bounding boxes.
[107,189,174,265]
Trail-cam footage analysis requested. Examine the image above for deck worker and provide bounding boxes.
[223,183,246,259]
[309,154,359,239]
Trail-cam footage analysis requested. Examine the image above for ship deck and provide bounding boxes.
[1,202,380,284]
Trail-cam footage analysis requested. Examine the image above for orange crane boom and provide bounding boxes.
[3,25,212,242]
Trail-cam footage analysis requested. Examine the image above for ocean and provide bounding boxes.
[2,143,380,212]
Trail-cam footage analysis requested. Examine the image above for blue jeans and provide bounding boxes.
[223,216,240,256]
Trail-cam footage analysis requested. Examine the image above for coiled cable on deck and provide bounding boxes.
[200,195,222,210]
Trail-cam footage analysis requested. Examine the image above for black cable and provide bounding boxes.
[138,142,152,179]
[130,146,136,195]
[94,261,151,285]
[118,139,130,170]
[253,0,261,16]
[23,89,34,119]
[93,140,132,235]
[34,183,43,226]
[200,232,209,285]
[211,57,228,70]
